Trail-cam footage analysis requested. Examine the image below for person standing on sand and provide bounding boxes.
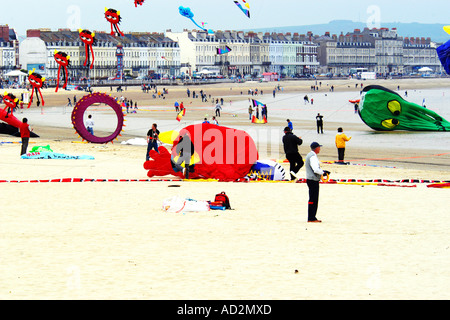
[316,113,324,134]
[287,119,293,131]
[215,103,222,117]
[20,118,33,156]
[335,127,352,163]
[86,115,94,135]
[146,123,160,160]
[305,142,330,223]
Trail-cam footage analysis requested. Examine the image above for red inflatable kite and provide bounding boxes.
[144,123,259,182]
[1,93,21,119]
[54,51,70,92]
[105,8,124,37]
[79,29,96,70]
[28,71,45,108]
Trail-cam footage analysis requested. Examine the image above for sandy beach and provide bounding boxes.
[1,78,449,300]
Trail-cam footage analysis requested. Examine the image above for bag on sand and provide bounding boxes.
[213,192,231,210]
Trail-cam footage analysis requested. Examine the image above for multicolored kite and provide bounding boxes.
[54,51,70,93]
[28,70,45,108]
[105,8,124,37]
[134,0,145,6]
[217,45,232,55]
[252,99,265,109]
[359,85,450,131]
[251,99,267,123]
[176,108,186,122]
[252,115,267,124]
[79,29,96,70]
[234,0,250,18]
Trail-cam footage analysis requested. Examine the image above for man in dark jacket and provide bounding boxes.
[282,126,304,180]
[172,133,195,179]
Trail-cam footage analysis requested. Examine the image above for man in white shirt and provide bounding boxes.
[304,142,330,223]
[215,103,222,117]
[86,115,94,135]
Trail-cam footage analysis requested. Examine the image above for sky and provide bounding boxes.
[1,0,449,37]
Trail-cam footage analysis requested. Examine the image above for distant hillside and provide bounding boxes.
[248,20,449,43]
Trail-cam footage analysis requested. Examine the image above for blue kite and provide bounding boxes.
[437,39,450,75]
[179,6,213,33]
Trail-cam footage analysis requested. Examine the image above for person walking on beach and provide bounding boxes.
[215,103,222,117]
[67,98,73,107]
[146,123,160,161]
[304,95,309,105]
[86,115,94,135]
[305,142,329,223]
[282,126,304,181]
[335,127,352,163]
[316,113,324,134]
[20,118,32,156]
[174,101,180,112]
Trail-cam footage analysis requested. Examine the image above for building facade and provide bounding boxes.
[0,25,19,77]
[402,37,441,74]
[20,29,181,81]
[316,28,441,76]
[166,29,319,77]
[16,26,445,82]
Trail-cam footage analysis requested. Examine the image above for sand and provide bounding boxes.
[1,78,449,300]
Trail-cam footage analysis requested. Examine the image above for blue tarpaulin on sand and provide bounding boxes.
[21,152,95,160]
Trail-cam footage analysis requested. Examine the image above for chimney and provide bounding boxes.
[27,29,41,38]
[0,25,10,42]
